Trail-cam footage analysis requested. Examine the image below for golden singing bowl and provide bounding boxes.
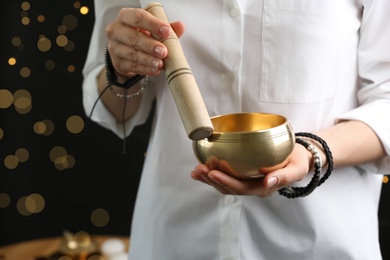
[193,113,295,179]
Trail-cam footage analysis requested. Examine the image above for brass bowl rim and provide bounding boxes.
[210,112,290,136]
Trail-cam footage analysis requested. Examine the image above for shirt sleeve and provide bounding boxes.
[82,0,156,139]
[336,0,390,174]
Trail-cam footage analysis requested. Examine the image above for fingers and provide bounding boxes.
[170,21,185,38]
[191,170,233,194]
[116,8,172,40]
[105,8,173,77]
[108,42,164,76]
[191,144,312,198]
[191,166,266,197]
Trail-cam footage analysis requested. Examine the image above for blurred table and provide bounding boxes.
[0,235,129,260]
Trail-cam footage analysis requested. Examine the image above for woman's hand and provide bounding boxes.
[191,143,313,198]
[105,8,185,81]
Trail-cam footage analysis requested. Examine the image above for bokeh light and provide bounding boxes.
[4,155,19,170]
[21,1,30,11]
[25,193,45,214]
[34,119,55,136]
[64,40,75,52]
[15,148,29,163]
[8,57,17,66]
[50,146,76,170]
[0,193,11,209]
[80,6,89,15]
[20,67,31,78]
[37,36,52,52]
[16,194,45,216]
[37,15,45,23]
[62,14,78,31]
[56,34,68,47]
[13,89,32,114]
[21,16,30,25]
[91,208,110,228]
[0,89,14,109]
[45,59,56,70]
[66,115,85,134]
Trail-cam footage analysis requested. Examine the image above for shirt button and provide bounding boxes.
[230,8,240,18]
[224,195,236,205]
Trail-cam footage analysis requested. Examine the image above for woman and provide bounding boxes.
[83,1,390,259]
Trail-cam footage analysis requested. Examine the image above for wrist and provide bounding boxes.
[105,43,145,89]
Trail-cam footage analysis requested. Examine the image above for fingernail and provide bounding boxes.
[266,177,278,189]
[159,25,171,36]
[154,46,165,58]
[151,59,160,69]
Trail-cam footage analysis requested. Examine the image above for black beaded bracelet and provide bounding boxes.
[278,132,334,199]
[105,44,145,89]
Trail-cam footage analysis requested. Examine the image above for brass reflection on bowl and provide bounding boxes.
[193,113,295,179]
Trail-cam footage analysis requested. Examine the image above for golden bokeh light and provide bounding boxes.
[37,15,45,23]
[4,155,19,170]
[14,95,31,110]
[12,37,22,47]
[66,154,76,168]
[33,119,55,136]
[8,57,17,66]
[62,14,78,31]
[0,89,14,109]
[45,59,56,70]
[16,194,44,216]
[56,34,68,47]
[64,40,75,52]
[0,128,3,140]
[25,193,45,214]
[20,67,31,78]
[68,65,76,73]
[21,1,30,11]
[13,89,32,114]
[54,154,75,170]
[73,1,81,9]
[21,16,30,25]
[58,25,67,35]
[3,148,30,170]
[384,176,389,184]
[50,146,75,170]
[15,148,29,163]
[80,6,89,15]
[54,156,68,171]
[37,36,52,52]
[0,193,11,208]
[13,89,31,101]
[15,104,32,114]
[34,121,47,135]
[91,208,110,228]
[66,115,84,134]
[17,196,32,216]
[50,146,68,163]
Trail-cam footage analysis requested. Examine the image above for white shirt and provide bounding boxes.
[83,1,390,259]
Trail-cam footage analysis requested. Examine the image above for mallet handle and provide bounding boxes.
[145,2,213,140]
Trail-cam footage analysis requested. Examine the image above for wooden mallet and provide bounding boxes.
[145,2,214,140]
